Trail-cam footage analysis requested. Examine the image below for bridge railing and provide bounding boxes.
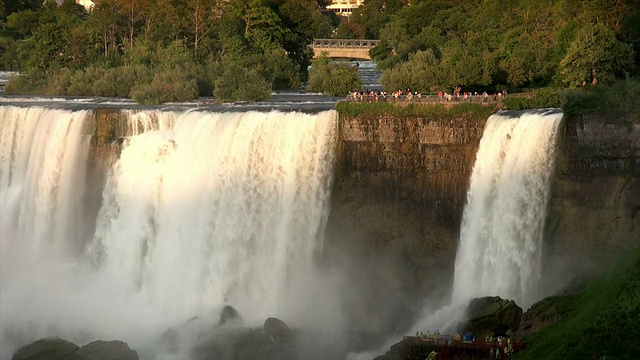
[311,39,380,48]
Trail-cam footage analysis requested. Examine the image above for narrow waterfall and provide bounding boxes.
[452,109,563,309]
[0,106,338,356]
[411,109,563,335]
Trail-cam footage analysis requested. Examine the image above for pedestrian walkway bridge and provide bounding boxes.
[310,39,380,60]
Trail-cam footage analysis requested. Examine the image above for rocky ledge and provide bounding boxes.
[12,339,138,360]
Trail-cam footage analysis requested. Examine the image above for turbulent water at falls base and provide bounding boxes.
[415,109,563,332]
[0,106,339,358]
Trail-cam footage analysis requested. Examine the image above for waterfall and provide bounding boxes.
[452,109,563,308]
[0,106,338,357]
[413,109,563,333]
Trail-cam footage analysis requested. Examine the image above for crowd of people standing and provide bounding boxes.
[348,88,508,103]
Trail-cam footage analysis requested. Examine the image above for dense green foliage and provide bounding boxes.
[514,248,640,360]
[561,78,640,119]
[499,78,640,123]
[307,53,362,97]
[0,0,336,103]
[353,0,640,94]
[2,0,638,104]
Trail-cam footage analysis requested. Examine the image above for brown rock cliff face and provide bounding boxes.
[325,109,639,333]
[543,116,640,293]
[324,110,487,332]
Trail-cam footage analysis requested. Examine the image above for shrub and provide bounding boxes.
[531,87,561,108]
[213,61,271,103]
[4,72,48,95]
[561,77,640,121]
[92,66,150,98]
[502,96,533,110]
[130,67,199,105]
[66,66,106,96]
[502,88,561,110]
[46,67,74,95]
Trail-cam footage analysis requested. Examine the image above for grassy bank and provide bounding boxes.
[514,248,640,360]
[336,101,496,120]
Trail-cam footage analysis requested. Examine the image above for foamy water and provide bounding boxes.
[0,106,341,358]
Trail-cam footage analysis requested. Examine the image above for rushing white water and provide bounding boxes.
[0,106,338,358]
[411,109,563,335]
[452,109,563,308]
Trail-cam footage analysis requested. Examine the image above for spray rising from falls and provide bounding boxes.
[415,109,563,332]
[0,106,338,357]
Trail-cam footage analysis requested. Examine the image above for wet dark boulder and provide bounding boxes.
[192,326,297,360]
[263,317,291,339]
[64,340,138,360]
[218,305,242,326]
[12,338,79,360]
[463,296,523,337]
[161,305,244,354]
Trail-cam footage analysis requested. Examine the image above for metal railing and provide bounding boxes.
[311,39,380,48]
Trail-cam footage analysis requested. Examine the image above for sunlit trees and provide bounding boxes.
[4,0,637,102]
[369,0,638,92]
[559,23,635,87]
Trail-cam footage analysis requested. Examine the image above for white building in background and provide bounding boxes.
[326,0,365,17]
[55,0,95,10]
[76,0,95,11]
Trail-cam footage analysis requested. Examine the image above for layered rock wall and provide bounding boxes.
[326,106,640,331]
[324,108,488,331]
[544,117,640,289]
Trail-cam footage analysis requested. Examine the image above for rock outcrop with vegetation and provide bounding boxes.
[464,297,523,338]
[514,248,640,359]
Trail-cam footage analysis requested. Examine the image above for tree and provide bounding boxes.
[309,7,335,38]
[85,0,125,60]
[2,0,41,19]
[14,0,85,71]
[559,23,635,87]
[139,0,180,47]
[380,49,441,92]
[335,21,364,39]
[349,0,407,39]
[184,0,224,54]
[306,53,361,96]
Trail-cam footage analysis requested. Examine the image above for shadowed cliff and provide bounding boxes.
[325,102,640,340]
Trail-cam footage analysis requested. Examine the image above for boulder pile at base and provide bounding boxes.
[12,338,138,360]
